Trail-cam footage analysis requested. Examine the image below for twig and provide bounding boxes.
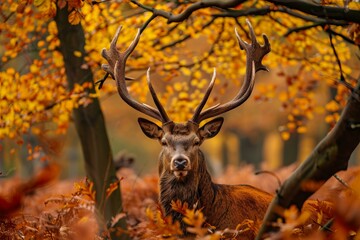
[95,72,109,90]
[158,18,216,50]
[140,14,158,34]
[130,0,242,23]
[255,170,282,188]
[284,22,324,37]
[326,28,355,45]
[320,218,334,232]
[327,28,354,91]
[333,173,351,189]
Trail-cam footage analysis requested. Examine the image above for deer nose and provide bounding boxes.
[173,158,187,170]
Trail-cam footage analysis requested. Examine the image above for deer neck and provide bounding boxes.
[159,150,215,231]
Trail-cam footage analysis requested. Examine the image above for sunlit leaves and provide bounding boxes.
[348,23,360,45]
[34,0,56,18]
[145,206,182,238]
[105,179,123,199]
[1,0,357,153]
[74,178,96,201]
[0,62,92,140]
[0,1,98,143]
[68,9,82,25]
[182,207,208,237]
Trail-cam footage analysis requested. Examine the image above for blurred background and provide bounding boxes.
[1,0,359,181]
[2,67,359,179]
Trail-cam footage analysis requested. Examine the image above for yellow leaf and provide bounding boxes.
[325,115,334,124]
[37,40,45,48]
[30,64,40,74]
[53,51,64,67]
[34,0,46,7]
[278,92,288,102]
[73,50,82,57]
[325,100,340,112]
[193,70,202,79]
[281,131,290,141]
[174,82,182,91]
[297,126,307,133]
[6,68,16,75]
[34,0,56,17]
[48,21,58,35]
[181,67,191,76]
[287,122,296,130]
[68,10,82,25]
[179,91,189,100]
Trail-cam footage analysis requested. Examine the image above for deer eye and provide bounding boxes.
[194,138,200,146]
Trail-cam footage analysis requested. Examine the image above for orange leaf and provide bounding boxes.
[106,181,121,199]
[68,10,82,25]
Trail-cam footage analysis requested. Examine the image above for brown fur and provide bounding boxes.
[139,118,333,239]
[159,149,272,238]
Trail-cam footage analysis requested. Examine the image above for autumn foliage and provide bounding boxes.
[1,0,359,142]
[0,165,359,239]
[1,0,360,240]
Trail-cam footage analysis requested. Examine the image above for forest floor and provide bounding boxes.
[0,164,359,239]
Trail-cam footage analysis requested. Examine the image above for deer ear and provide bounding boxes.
[199,117,224,139]
[138,118,163,140]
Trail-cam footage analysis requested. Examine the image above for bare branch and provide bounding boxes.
[159,18,216,50]
[326,28,355,45]
[131,0,247,23]
[327,28,354,91]
[256,81,360,239]
[284,22,324,37]
[266,0,360,24]
[130,0,360,24]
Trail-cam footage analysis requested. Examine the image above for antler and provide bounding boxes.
[191,19,271,123]
[101,27,170,123]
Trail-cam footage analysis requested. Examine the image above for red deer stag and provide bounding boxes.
[101,20,273,238]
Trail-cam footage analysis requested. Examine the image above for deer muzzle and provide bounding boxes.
[171,155,190,178]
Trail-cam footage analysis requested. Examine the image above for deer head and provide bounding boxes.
[101,20,270,182]
[138,117,223,181]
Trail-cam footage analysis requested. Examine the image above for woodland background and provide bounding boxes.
[0,0,360,239]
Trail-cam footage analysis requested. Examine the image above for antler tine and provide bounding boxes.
[191,68,216,123]
[197,62,256,123]
[101,27,164,122]
[194,19,270,124]
[147,68,171,123]
[239,19,271,72]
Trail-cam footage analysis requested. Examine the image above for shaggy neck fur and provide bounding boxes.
[159,150,214,233]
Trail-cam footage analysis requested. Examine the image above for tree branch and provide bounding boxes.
[325,28,356,46]
[327,28,354,91]
[130,0,246,23]
[284,22,324,37]
[266,0,360,24]
[256,81,360,239]
[158,18,216,50]
[212,6,272,18]
[130,0,360,24]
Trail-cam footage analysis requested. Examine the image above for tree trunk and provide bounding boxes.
[282,132,300,166]
[54,7,128,239]
[256,81,360,239]
[237,130,264,169]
